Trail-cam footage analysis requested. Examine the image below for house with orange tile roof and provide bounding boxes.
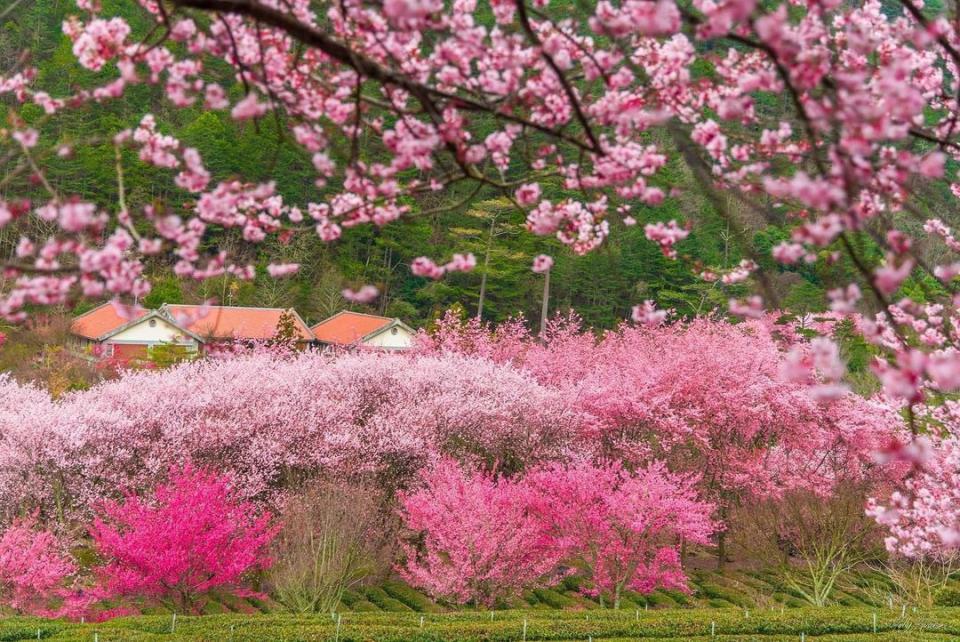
[310,311,415,350]
[71,304,413,360]
[159,304,314,346]
[69,302,203,361]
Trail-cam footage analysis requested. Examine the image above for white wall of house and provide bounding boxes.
[109,316,199,347]
[364,324,414,349]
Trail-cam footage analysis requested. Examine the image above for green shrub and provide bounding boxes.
[529,588,577,609]
[696,583,752,608]
[382,581,442,612]
[364,587,413,611]
[644,591,678,608]
[935,587,960,606]
[339,590,362,607]
[2,607,960,641]
[658,589,691,606]
[349,600,381,612]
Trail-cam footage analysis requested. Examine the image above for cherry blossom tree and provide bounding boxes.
[0,517,87,617]
[398,457,714,608]
[526,460,715,609]
[90,464,279,614]
[0,350,580,522]
[397,458,562,606]
[2,0,960,430]
[418,312,907,565]
[868,435,960,564]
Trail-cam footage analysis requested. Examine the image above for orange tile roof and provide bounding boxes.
[70,303,148,340]
[162,305,313,341]
[311,311,393,345]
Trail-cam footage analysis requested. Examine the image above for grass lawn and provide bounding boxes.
[5,607,960,641]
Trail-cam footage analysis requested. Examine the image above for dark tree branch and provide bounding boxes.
[172,0,602,153]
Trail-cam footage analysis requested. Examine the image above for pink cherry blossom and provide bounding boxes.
[11,129,38,148]
[265,263,300,278]
[532,254,554,273]
[411,256,445,279]
[342,285,379,303]
[444,253,477,273]
[515,183,542,206]
[644,220,689,259]
[631,300,668,326]
[231,93,269,121]
[91,464,278,614]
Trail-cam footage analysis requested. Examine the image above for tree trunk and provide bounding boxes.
[716,502,729,569]
[716,529,727,570]
[539,269,550,335]
[477,216,495,319]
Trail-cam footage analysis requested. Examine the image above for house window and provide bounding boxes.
[391,327,398,335]
[149,319,157,327]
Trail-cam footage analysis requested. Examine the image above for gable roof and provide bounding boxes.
[364,318,416,341]
[70,302,149,340]
[160,304,313,341]
[99,310,206,344]
[310,311,401,345]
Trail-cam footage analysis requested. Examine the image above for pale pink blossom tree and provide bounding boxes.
[0,351,580,522]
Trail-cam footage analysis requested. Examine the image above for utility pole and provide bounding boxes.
[539,268,550,336]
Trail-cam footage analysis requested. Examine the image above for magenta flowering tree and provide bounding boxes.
[90,464,279,614]
[398,458,715,608]
[397,459,562,607]
[0,517,87,618]
[526,461,715,608]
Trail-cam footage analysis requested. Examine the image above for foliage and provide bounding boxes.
[417,312,906,563]
[146,342,197,368]
[90,465,278,614]
[3,0,952,341]
[868,435,960,566]
[879,558,960,609]
[270,310,302,348]
[2,0,960,578]
[399,459,715,609]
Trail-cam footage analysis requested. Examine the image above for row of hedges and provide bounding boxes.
[5,607,960,642]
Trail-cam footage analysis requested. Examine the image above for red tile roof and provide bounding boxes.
[311,311,394,345]
[162,305,313,341]
[70,303,148,340]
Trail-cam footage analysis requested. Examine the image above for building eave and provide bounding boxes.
[98,310,206,343]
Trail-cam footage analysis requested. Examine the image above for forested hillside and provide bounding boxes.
[0,0,908,328]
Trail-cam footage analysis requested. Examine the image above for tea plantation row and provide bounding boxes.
[5,607,960,641]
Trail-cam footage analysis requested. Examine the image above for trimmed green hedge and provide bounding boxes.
[382,581,443,613]
[363,587,412,611]
[5,606,960,641]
